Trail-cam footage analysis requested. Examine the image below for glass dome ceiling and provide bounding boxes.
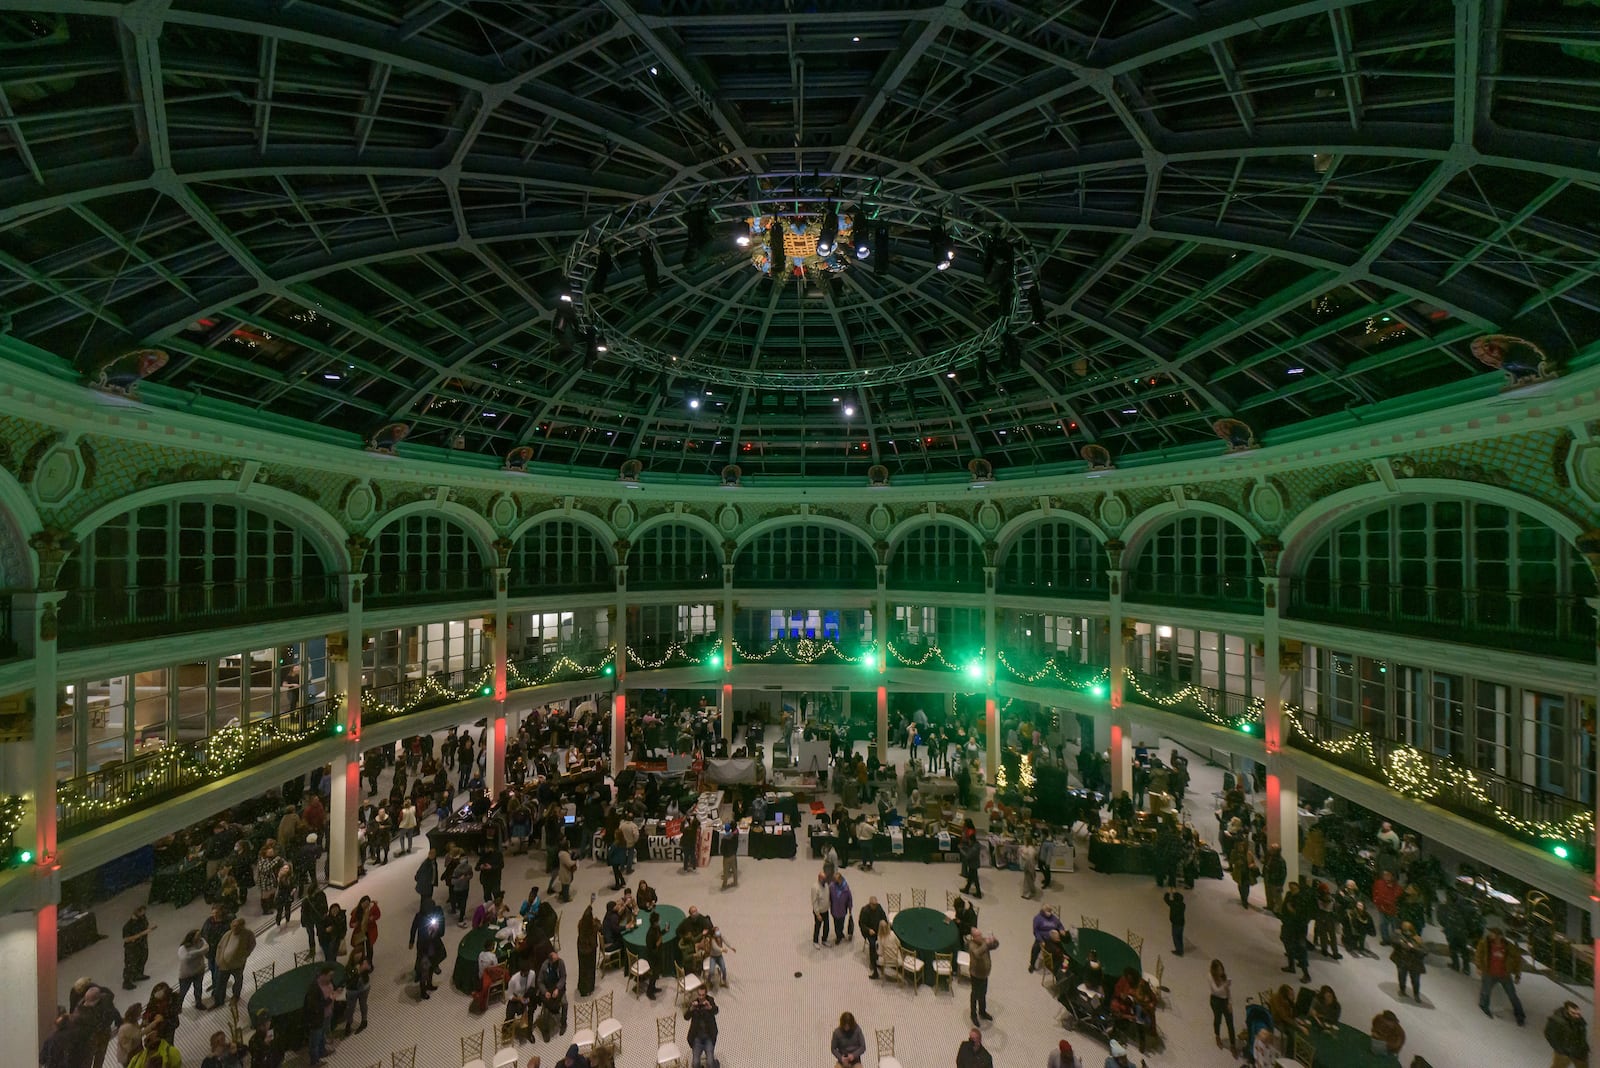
[0,1,1597,480]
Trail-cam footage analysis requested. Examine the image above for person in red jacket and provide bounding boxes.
[1370,870,1402,946]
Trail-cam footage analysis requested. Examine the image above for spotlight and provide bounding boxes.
[873,223,891,274]
[733,219,751,248]
[689,396,701,410]
[1552,842,1572,860]
[682,203,711,267]
[851,211,869,258]
[636,242,660,294]
[1028,285,1046,326]
[964,661,984,681]
[844,405,855,417]
[592,247,614,296]
[817,203,839,256]
[1090,683,1107,698]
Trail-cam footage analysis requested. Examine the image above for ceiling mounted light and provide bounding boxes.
[816,203,839,256]
[592,247,613,296]
[681,203,711,267]
[851,211,870,258]
[844,405,855,417]
[733,219,751,248]
[636,242,660,294]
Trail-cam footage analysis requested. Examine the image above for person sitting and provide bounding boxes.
[618,889,638,929]
[1369,1010,1405,1057]
[1081,949,1105,994]
[1269,983,1298,1031]
[636,880,658,913]
[1039,929,1068,977]
[1110,967,1153,1054]
[1307,985,1341,1031]
[505,963,536,1035]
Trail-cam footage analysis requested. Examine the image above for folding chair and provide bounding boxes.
[596,990,622,1054]
[655,1014,682,1068]
[885,891,902,923]
[1293,1030,1317,1066]
[876,1026,904,1068]
[932,951,955,994]
[252,963,277,991]
[293,949,315,968]
[460,1029,487,1068]
[572,1000,597,1055]
[898,949,923,993]
[1144,956,1168,1006]
[391,1048,417,1068]
[674,961,704,1010]
[628,949,653,998]
[944,890,957,921]
[1124,930,1144,957]
[492,1021,519,1068]
[600,941,625,976]
[1080,915,1099,930]
[910,888,926,908]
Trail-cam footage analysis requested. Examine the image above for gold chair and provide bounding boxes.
[885,891,902,923]
[1125,930,1145,956]
[1293,1030,1317,1066]
[628,949,653,998]
[910,888,926,908]
[944,890,957,921]
[932,951,955,994]
[460,1029,487,1068]
[595,990,622,1054]
[655,1014,682,1068]
[391,1048,417,1068]
[898,948,923,993]
[251,963,276,991]
[485,969,507,1006]
[1080,915,1099,930]
[1144,956,1168,1006]
[572,1000,597,1055]
[674,961,704,1009]
[492,1021,519,1068]
[875,1026,904,1068]
[293,949,315,968]
[600,941,625,975]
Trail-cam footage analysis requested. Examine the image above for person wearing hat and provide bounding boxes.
[1103,1039,1134,1068]
[247,1008,283,1068]
[126,1028,181,1068]
[1047,1038,1081,1068]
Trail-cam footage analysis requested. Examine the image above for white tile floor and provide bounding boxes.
[56,729,1583,1067]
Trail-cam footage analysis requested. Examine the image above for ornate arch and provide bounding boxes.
[885,512,987,555]
[508,508,619,565]
[1120,500,1264,565]
[363,500,498,564]
[630,513,726,566]
[1279,479,1589,579]
[734,514,877,559]
[67,480,350,572]
[993,508,1108,563]
[0,464,41,587]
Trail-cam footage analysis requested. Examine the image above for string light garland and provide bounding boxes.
[886,641,968,671]
[731,637,863,665]
[506,649,616,689]
[625,642,711,670]
[0,793,25,844]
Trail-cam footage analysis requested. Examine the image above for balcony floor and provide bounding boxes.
[55,725,1577,1068]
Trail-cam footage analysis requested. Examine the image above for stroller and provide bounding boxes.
[1057,977,1114,1047]
[1242,1000,1275,1066]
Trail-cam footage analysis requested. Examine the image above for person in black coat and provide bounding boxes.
[408,900,446,1000]
[685,989,719,1068]
[413,848,439,910]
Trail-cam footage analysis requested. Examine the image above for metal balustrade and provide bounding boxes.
[1286,579,1595,659]
[1125,572,1263,609]
[56,576,342,647]
[365,569,490,606]
[55,696,337,838]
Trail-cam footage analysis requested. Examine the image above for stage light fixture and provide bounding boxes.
[817,203,839,256]
[1028,285,1046,326]
[733,219,751,247]
[637,242,660,294]
[592,248,614,295]
[851,211,870,258]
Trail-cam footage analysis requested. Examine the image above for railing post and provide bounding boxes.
[611,546,628,777]
[1105,540,1131,800]
[326,568,364,890]
[1258,539,1297,886]
[984,559,999,781]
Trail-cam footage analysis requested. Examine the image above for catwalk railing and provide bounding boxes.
[56,575,343,647]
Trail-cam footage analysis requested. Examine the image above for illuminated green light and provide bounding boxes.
[481,685,493,696]
[1239,722,1254,734]
[1090,684,1107,699]
[861,651,876,670]
[602,664,614,676]
[964,661,984,681]
[1552,843,1571,860]
[19,850,33,864]
[707,653,722,669]
[333,723,344,734]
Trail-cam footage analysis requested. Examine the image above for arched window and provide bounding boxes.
[733,525,876,588]
[998,521,1106,596]
[369,513,486,604]
[1295,499,1596,655]
[888,523,985,592]
[56,500,334,645]
[629,524,720,591]
[509,520,612,595]
[1128,514,1260,607]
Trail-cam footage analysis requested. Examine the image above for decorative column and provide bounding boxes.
[720,555,735,748]
[983,555,1000,779]
[486,550,511,799]
[1105,540,1131,798]
[610,542,629,776]
[1258,538,1297,885]
[1587,588,1600,1031]
[17,582,64,1044]
[325,557,365,890]
[875,552,890,760]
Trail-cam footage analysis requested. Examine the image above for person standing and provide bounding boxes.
[1371,869,1403,946]
[681,815,699,873]
[830,871,854,943]
[1390,920,1426,1001]
[966,928,998,1028]
[1037,837,1055,890]
[1207,959,1236,1052]
[1278,881,1313,984]
[408,899,445,1000]
[341,944,373,1036]
[576,903,599,998]
[301,965,335,1067]
[413,847,439,910]
[1163,889,1185,957]
[1262,844,1287,913]
[855,815,876,871]
[557,844,578,902]
[859,896,887,978]
[121,906,154,990]
[1475,926,1526,1025]
[398,800,418,855]
[719,824,739,889]
[349,895,381,967]
[477,841,505,901]
[1545,1000,1590,1068]
[812,871,831,947]
[214,917,256,1005]
[644,912,664,1000]
[684,988,718,1068]
[956,1028,993,1068]
[445,847,473,925]
[830,1012,866,1067]
[959,829,983,899]
[1440,888,1484,973]
[1019,840,1039,900]
[1228,837,1257,910]
[198,905,231,1008]
[176,931,210,1010]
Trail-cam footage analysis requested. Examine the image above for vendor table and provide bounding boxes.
[711,827,798,860]
[246,962,346,1051]
[809,831,949,863]
[148,859,204,907]
[891,907,959,986]
[1308,1021,1402,1068]
[1086,838,1222,880]
[1069,927,1140,983]
[624,905,685,970]
[57,910,100,958]
[452,925,504,994]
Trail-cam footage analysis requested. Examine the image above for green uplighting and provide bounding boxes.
[964,661,984,681]
[707,653,722,669]
[1090,683,1107,698]
[19,850,32,864]
[1552,842,1571,860]
[861,651,876,670]
[333,723,344,734]
[1239,722,1254,734]
[480,684,493,696]
[602,664,614,676]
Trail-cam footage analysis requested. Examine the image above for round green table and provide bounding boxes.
[1310,1022,1402,1068]
[892,906,958,986]
[246,962,345,1051]
[1069,926,1141,984]
[453,924,507,994]
[624,906,685,969]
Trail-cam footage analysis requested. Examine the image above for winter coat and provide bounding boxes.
[216,927,256,971]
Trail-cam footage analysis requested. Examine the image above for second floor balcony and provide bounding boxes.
[57,576,343,648]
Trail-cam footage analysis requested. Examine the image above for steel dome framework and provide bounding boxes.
[0,0,1597,479]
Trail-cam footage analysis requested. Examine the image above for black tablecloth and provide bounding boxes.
[148,860,204,907]
[57,911,100,958]
[246,963,346,1050]
[710,828,797,860]
[1086,838,1222,880]
[453,925,503,994]
[810,831,948,863]
[1310,1022,1402,1068]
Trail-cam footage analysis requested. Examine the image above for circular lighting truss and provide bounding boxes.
[562,173,1037,392]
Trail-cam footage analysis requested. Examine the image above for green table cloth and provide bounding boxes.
[246,962,346,1050]
[624,905,686,967]
[453,924,505,994]
[1309,1022,1402,1068]
[1069,927,1141,983]
[892,906,958,985]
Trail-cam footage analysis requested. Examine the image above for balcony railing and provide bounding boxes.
[366,569,490,607]
[1126,572,1262,610]
[509,649,612,688]
[56,696,338,838]
[1287,579,1595,659]
[1285,719,1595,852]
[56,576,343,648]
[996,573,1109,598]
[1124,670,1257,728]
[362,667,484,726]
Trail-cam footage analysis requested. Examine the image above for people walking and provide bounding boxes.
[830,871,854,943]
[959,830,983,898]
[1475,926,1526,1025]
[812,871,831,946]
[1390,921,1426,1001]
[1545,1000,1590,1068]
[1208,959,1236,1052]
